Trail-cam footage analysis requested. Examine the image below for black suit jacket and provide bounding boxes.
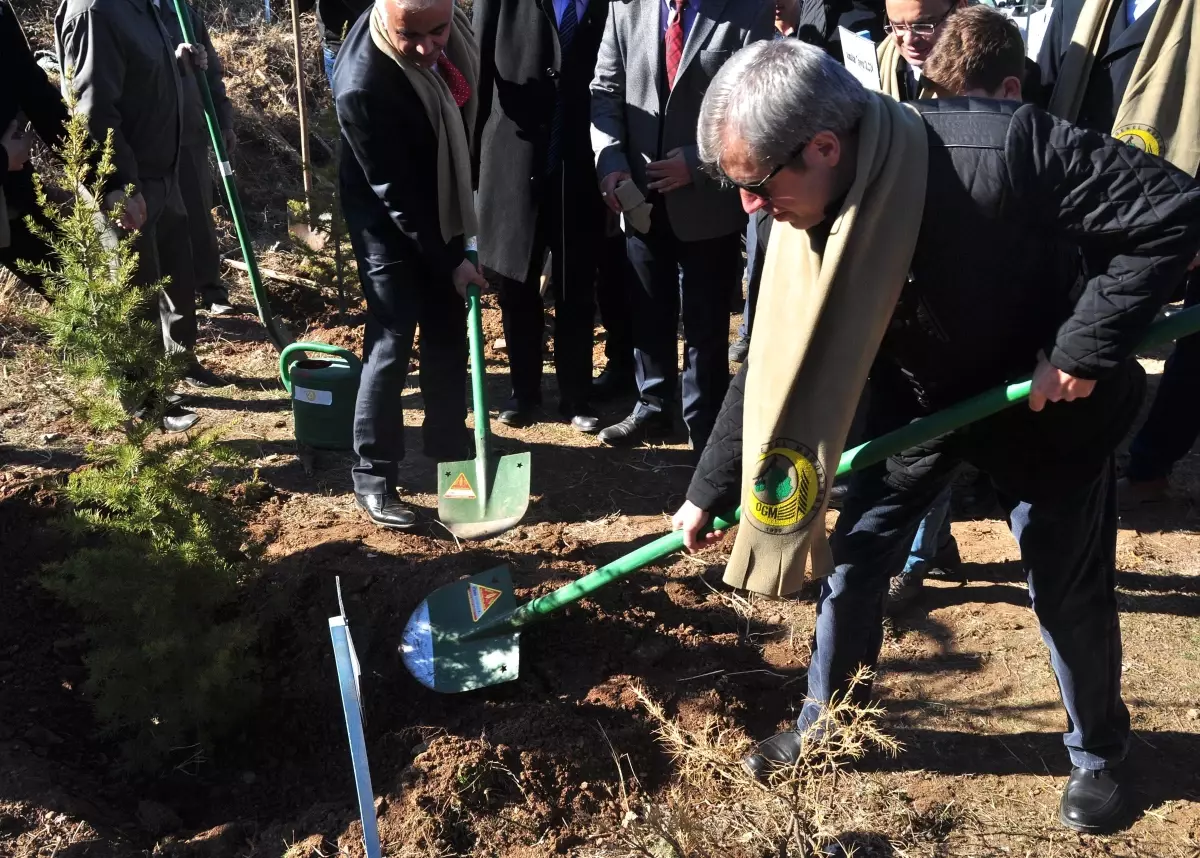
[796,0,885,64]
[1037,0,1158,134]
[1,1,72,213]
[472,0,608,281]
[333,14,465,282]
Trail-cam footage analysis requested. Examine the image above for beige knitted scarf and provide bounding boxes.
[876,36,938,101]
[1047,0,1200,175]
[369,3,479,242]
[724,93,928,597]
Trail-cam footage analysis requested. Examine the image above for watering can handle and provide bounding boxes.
[279,342,363,393]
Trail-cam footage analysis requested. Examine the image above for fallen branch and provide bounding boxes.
[222,256,319,288]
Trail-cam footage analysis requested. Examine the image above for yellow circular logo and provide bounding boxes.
[306,390,317,402]
[747,439,824,533]
[1114,124,1162,157]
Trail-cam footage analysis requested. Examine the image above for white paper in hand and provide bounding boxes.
[839,27,881,91]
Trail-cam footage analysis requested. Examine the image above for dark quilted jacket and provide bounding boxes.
[688,98,1200,512]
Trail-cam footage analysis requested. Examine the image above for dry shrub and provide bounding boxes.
[595,671,903,858]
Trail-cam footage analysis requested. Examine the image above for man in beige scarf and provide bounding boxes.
[876,0,965,99]
[1040,0,1200,513]
[334,0,486,530]
[677,38,1200,833]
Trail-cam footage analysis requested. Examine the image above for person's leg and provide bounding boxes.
[153,182,198,358]
[496,262,546,411]
[349,240,419,499]
[177,144,228,311]
[1001,459,1132,831]
[594,217,635,394]
[606,219,679,435]
[734,217,757,347]
[323,43,338,89]
[0,211,54,298]
[887,483,956,613]
[414,268,470,461]
[1124,271,1200,503]
[678,230,739,452]
[545,170,599,418]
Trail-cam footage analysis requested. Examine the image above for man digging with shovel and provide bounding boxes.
[672,39,1200,834]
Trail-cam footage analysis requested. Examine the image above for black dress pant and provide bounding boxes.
[0,208,53,297]
[136,177,197,355]
[347,228,469,497]
[596,216,634,374]
[625,205,742,451]
[497,167,599,409]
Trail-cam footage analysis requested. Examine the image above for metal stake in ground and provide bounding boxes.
[403,305,1200,694]
[436,240,531,540]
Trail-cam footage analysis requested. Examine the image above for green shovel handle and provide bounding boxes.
[464,238,492,460]
[279,342,362,393]
[467,303,1200,637]
[169,0,289,353]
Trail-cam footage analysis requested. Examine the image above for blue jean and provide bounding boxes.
[739,211,767,340]
[323,45,337,89]
[903,485,953,575]
[1127,272,1200,481]
[799,421,1129,771]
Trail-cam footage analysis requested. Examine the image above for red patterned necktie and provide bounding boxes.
[439,56,471,108]
[665,0,687,91]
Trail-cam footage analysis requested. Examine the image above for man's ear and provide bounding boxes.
[1000,75,1024,102]
[806,130,842,169]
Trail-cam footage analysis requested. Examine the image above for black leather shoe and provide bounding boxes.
[160,405,201,434]
[496,399,538,428]
[597,411,673,446]
[828,480,850,510]
[743,729,806,780]
[183,363,228,389]
[559,402,601,434]
[591,366,635,402]
[354,493,417,530]
[1059,767,1132,834]
[728,335,750,363]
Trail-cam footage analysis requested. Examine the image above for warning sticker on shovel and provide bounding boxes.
[443,473,477,499]
[467,582,502,622]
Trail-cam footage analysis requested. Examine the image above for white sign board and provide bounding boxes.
[839,26,880,91]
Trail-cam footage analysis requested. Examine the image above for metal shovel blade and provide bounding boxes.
[436,451,531,540]
[400,565,521,693]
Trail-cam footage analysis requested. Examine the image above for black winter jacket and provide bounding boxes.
[688,99,1200,512]
[1,1,71,214]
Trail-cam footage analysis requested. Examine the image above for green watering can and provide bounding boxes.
[280,343,362,451]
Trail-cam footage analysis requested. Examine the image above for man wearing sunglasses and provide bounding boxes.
[878,0,966,99]
[675,38,1200,834]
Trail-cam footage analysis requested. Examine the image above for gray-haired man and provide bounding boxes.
[672,39,1200,833]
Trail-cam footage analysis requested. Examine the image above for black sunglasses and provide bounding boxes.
[720,138,808,201]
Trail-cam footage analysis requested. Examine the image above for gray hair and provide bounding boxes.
[698,39,870,174]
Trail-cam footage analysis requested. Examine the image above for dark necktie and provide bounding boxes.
[546,0,578,174]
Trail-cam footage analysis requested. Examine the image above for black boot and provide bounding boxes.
[597,410,673,447]
[742,729,806,780]
[355,492,417,530]
[183,363,228,389]
[496,398,539,428]
[1059,767,1132,834]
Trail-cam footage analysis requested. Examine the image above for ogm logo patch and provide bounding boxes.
[1115,124,1163,157]
[467,582,502,622]
[746,439,824,534]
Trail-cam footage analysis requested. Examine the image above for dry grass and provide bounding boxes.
[587,671,906,858]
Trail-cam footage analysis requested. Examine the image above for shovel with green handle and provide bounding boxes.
[169,0,293,353]
[436,239,532,540]
[402,304,1200,693]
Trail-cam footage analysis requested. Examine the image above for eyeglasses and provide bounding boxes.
[884,3,955,37]
[720,138,808,202]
